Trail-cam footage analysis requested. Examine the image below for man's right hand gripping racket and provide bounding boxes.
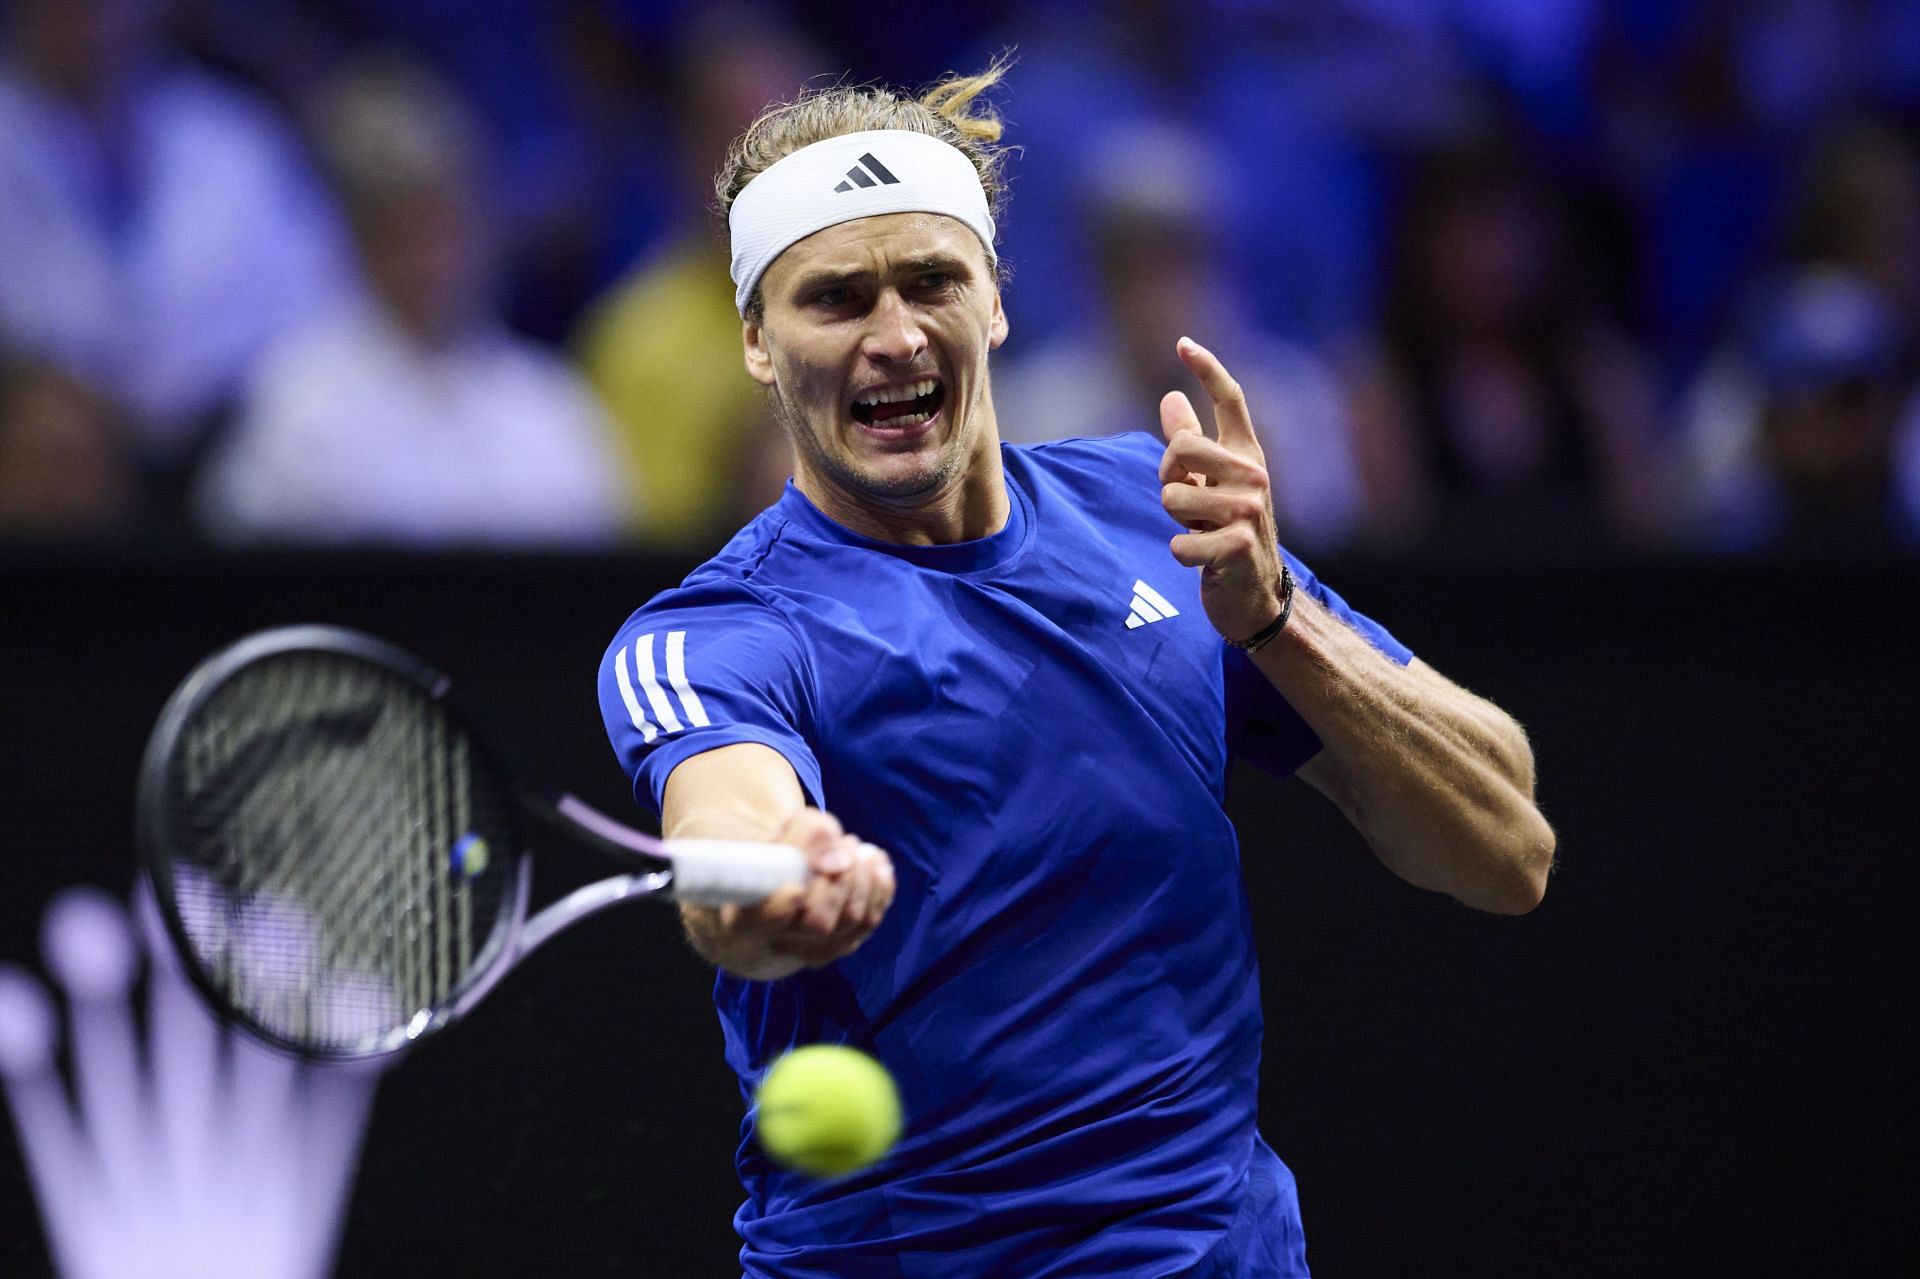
[135,625,807,1062]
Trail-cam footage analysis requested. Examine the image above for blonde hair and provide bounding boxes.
[716,59,1014,319]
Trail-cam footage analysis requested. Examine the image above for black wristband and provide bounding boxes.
[1226,562,1294,653]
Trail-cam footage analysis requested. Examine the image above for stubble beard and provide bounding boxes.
[768,380,970,504]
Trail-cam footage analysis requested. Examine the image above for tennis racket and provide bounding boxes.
[136,624,808,1062]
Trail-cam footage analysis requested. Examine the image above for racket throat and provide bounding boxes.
[547,793,675,867]
[513,869,672,961]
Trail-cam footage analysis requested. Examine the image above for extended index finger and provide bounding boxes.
[1176,337,1257,452]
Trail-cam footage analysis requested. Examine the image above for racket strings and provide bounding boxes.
[184,657,408,1041]
[162,651,516,1054]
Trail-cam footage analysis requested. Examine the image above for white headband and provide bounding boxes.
[728,129,997,317]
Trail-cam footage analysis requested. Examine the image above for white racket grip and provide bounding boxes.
[666,839,811,906]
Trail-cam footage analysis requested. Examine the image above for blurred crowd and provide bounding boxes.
[4,0,1920,558]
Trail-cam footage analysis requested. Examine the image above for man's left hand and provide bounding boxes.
[1158,337,1287,644]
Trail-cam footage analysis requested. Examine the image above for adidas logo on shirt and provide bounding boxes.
[833,152,901,193]
[1125,579,1180,630]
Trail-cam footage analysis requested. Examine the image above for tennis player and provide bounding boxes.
[599,64,1555,1277]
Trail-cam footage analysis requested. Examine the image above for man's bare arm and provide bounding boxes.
[663,742,896,979]
[1273,616,1553,914]
[1159,336,1554,914]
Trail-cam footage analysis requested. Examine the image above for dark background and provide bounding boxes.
[1,549,1912,1277]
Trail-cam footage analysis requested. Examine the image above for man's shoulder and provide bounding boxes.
[1005,431,1165,520]
[685,499,814,588]
[620,501,823,635]
[1009,430,1164,475]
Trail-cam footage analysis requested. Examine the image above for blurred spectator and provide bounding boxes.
[195,57,626,547]
[1343,139,1668,551]
[573,8,821,553]
[1591,2,1784,379]
[995,0,1493,350]
[1783,119,1920,334]
[170,0,681,344]
[985,0,1212,349]
[0,357,137,538]
[1592,1,1920,379]
[0,0,351,455]
[995,124,1364,551]
[1748,276,1919,550]
[1679,269,1919,552]
[1677,118,1920,552]
[320,0,645,339]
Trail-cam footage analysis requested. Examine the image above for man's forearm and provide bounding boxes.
[1257,591,1556,914]
[662,745,895,979]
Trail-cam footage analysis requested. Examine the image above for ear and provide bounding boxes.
[988,286,1009,351]
[743,319,776,387]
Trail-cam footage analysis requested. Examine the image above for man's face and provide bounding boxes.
[744,212,1008,510]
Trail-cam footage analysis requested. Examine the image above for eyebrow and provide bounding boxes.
[902,253,972,277]
[789,254,974,296]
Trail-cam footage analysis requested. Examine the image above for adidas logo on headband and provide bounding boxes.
[834,152,901,193]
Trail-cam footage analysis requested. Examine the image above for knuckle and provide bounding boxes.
[785,807,842,845]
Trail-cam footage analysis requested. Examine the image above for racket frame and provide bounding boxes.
[136,625,686,1061]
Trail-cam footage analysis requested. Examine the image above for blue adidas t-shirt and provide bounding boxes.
[598,433,1411,1278]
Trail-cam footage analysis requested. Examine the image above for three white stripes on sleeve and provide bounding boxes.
[614,631,710,744]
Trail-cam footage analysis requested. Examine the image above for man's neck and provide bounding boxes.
[797,444,1010,547]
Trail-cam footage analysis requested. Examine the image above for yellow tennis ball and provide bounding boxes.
[754,1044,902,1177]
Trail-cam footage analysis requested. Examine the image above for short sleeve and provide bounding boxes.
[1227,548,1413,779]
[597,582,824,815]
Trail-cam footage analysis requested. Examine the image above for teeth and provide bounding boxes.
[855,378,937,407]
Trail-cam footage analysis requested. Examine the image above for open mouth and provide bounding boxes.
[849,378,946,430]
